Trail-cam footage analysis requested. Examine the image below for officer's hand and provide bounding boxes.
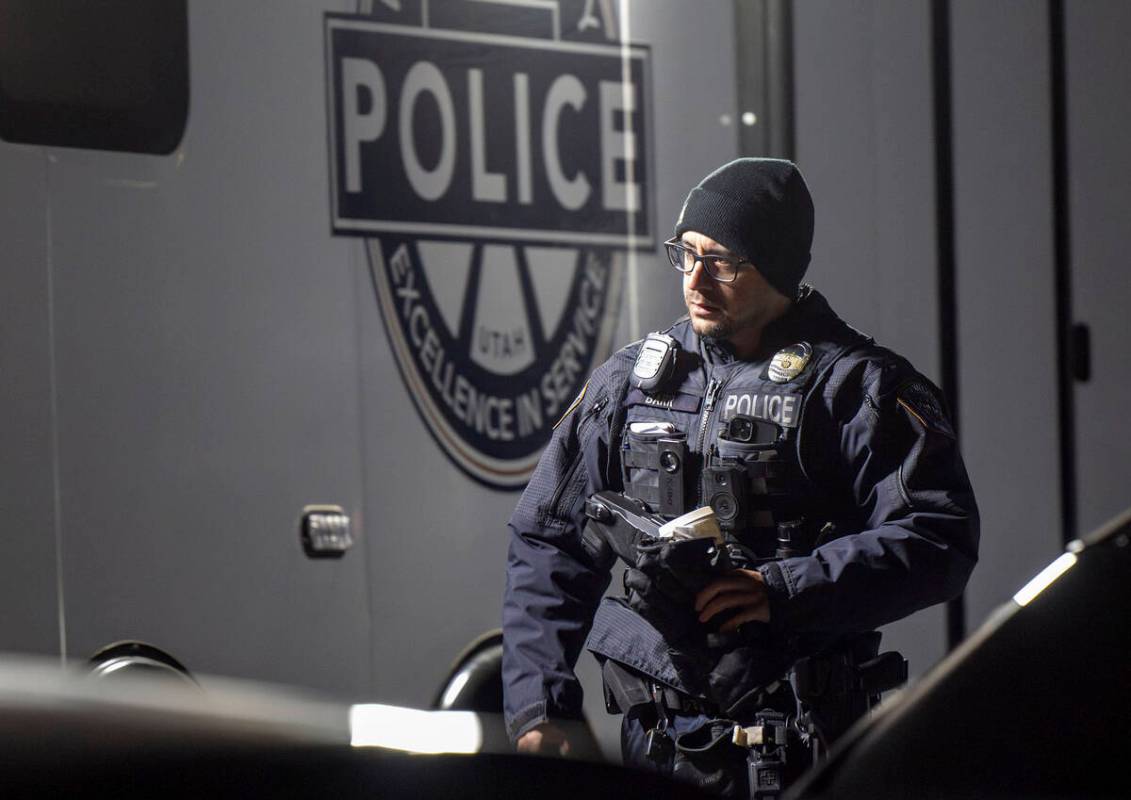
[694,568,771,632]
[516,722,572,757]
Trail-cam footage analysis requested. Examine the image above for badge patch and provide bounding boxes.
[897,381,955,438]
[768,342,813,383]
[719,391,803,428]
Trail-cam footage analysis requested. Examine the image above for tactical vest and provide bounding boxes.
[585,316,867,715]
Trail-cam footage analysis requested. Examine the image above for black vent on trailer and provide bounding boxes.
[0,0,189,154]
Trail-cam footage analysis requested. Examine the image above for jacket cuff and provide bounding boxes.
[757,561,792,633]
[505,700,548,744]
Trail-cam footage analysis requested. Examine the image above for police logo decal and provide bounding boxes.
[326,1,652,489]
[768,342,813,384]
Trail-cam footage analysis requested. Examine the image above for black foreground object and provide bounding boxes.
[791,507,1131,800]
[0,658,706,799]
[1,747,711,800]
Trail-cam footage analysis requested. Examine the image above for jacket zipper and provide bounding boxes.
[697,377,724,455]
[695,377,724,505]
[548,395,608,517]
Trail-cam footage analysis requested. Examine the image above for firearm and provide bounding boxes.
[582,491,663,567]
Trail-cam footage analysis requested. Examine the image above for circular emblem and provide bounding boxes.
[768,342,813,384]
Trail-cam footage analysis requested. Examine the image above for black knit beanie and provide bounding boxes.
[674,158,814,299]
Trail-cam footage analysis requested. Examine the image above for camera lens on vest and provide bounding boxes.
[720,413,780,448]
[727,416,755,443]
[656,437,688,517]
[704,462,748,530]
[713,493,738,522]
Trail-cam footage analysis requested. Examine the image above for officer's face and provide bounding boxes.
[680,231,789,348]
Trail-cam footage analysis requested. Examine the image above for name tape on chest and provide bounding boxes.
[625,387,701,414]
[720,391,802,428]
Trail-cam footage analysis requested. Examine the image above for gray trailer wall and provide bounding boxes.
[949,0,1063,630]
[1066,0,1131,538]
[794,0,947,674]
[0,146,60,657]
[1,0,376,693]
[1,0,1129,763]
[53,0,374,693]
[795,0,1131,643]
[794,0,1067,664]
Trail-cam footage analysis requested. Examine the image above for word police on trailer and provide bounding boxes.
[327,18,652,247]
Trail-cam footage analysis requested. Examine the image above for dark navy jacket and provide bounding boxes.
[501,288,979,741]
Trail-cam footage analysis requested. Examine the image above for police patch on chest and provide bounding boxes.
[720,391,803,427]
[768,342,813,383]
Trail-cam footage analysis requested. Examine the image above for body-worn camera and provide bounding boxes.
[656,437,687,517]
[704,414,781,532]
[631,332,680,392]
[623,428,688,518]
[720,413,779,447]
[703,460,749,531]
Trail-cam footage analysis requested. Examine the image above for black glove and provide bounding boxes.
[625,537,734,645]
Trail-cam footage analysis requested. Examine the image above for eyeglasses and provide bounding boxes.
[663,238,750,283]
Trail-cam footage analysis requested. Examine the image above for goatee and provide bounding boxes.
[689,316,733,340]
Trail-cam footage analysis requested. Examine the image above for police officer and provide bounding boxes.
[501,158,979,793]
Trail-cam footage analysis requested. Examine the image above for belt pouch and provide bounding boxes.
[671,718,747,797]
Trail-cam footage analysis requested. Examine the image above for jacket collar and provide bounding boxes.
[686,285,834,366]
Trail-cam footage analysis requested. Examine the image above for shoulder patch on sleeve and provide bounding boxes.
[553,381,588,430]
[897,380,955,438]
